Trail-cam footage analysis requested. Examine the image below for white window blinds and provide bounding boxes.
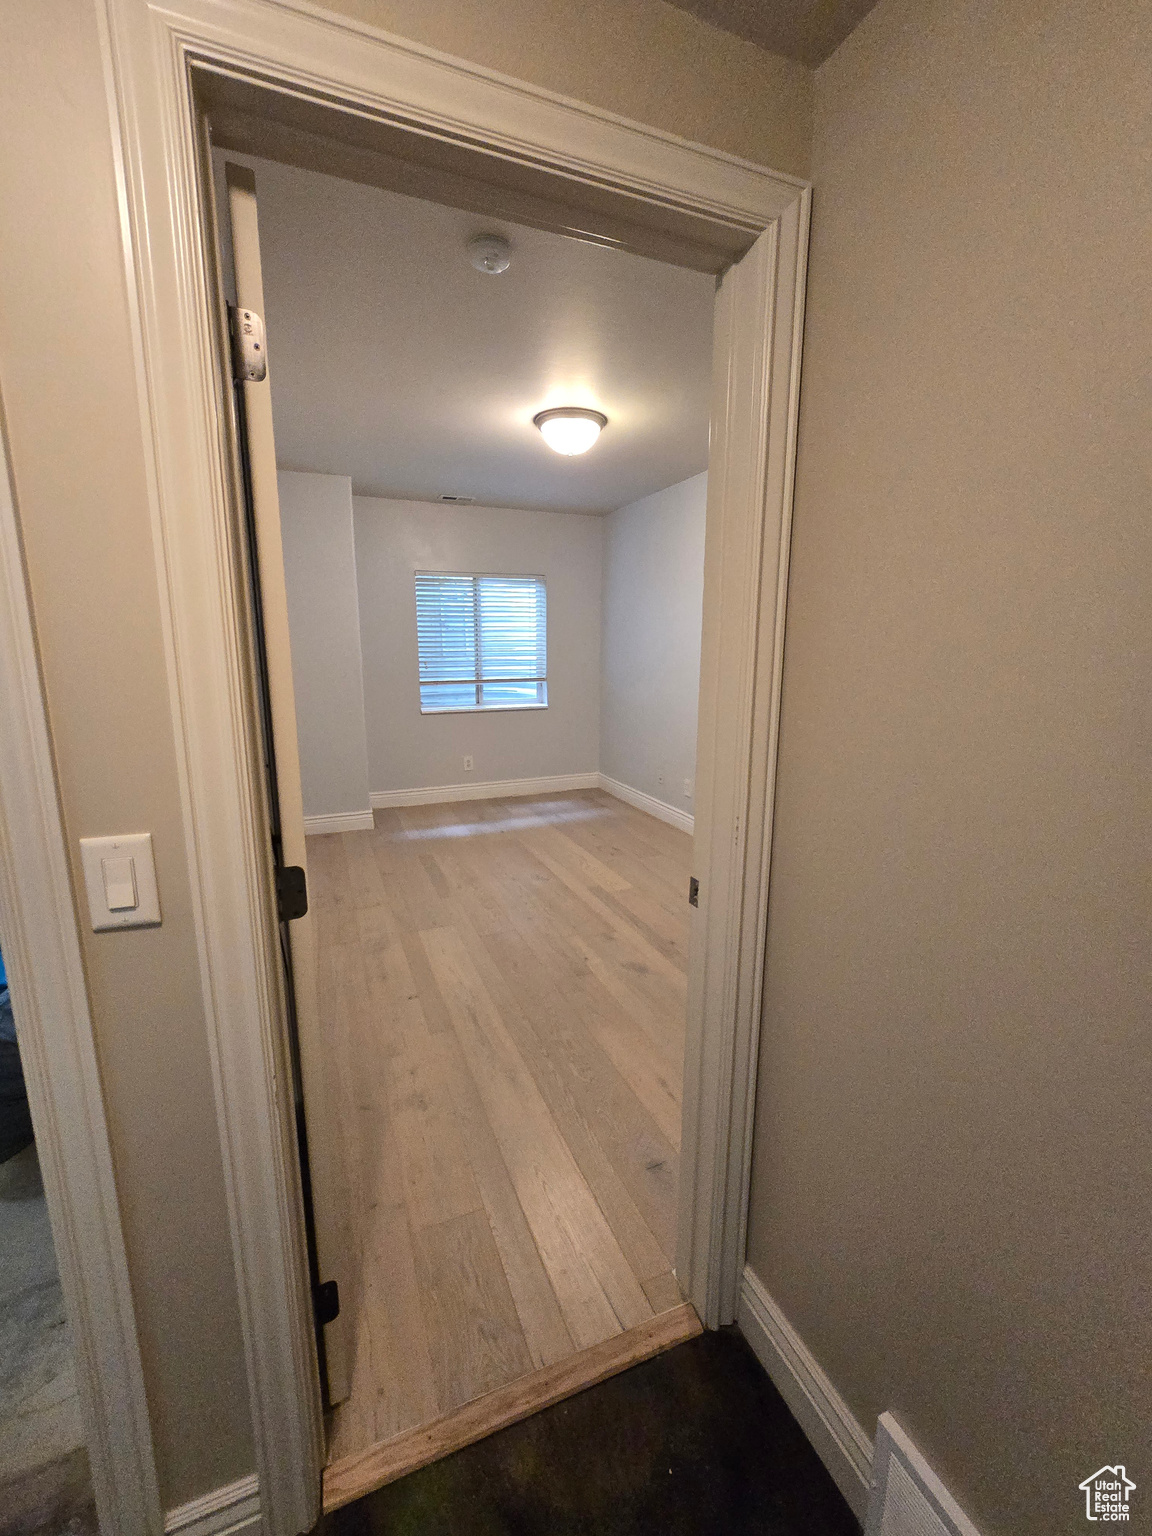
[415,572,547,712]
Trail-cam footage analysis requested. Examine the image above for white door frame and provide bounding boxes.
[96,2,810,1530]
[0,415,161,1533]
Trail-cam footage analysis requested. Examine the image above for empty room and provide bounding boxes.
[209,143,717,1488]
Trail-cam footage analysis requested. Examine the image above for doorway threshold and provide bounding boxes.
[323,1302,701,1512]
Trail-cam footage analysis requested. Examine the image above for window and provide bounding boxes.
[415,572,547,713]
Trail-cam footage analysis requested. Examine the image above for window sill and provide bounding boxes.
[419,703,549,716]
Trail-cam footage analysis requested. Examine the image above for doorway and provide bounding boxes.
[210,145,712,1494]
[100,7,808,1527]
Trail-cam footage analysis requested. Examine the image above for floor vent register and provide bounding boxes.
[865,1414,983,1536]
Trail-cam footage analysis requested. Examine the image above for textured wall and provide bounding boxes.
[314,0,812,177]
[745,2,1152,1531]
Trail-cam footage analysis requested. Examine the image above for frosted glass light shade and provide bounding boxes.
[533,407,608,455]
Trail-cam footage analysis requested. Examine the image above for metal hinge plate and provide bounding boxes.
[276,865,308,922]
[229,305,267,382]
[688,875,699,908]
[314,1279,340,1326]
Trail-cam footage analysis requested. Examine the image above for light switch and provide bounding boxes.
[101,855,138,911]
[80,834,161,931]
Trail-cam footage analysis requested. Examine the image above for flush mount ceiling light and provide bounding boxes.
[533,407,608,456]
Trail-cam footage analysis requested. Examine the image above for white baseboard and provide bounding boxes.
[165,1474,261,1536]
[370,772,599,809]
[302,808,375,834]
[365,771,695,834]
[598,773,694,835]
[738,1265,873,1522]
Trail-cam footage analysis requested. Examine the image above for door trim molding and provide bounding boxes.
[0,418,161,1531]
[164,1473,262,1536]
[95,2,810,1527]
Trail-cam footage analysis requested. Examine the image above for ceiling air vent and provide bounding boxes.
[438,494,475,504]
[865,1416,983,1536]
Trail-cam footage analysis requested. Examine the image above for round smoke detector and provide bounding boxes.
[468,233,511,275]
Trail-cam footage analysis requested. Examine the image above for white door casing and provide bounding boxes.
[95,1,811,1529]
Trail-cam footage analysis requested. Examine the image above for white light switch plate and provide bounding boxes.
[79,833,162,931]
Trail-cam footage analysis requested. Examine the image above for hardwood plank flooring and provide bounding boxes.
[312,789,691,1471]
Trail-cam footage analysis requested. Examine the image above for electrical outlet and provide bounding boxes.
[463,755,474,772]
[657,772,664,786]
[684,777,693,798]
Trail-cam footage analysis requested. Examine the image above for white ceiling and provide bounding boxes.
[238,154,716,515]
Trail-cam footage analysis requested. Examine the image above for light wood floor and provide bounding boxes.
[308,788,690,1466]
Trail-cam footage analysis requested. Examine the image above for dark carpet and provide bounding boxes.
[323,1328,862,1536]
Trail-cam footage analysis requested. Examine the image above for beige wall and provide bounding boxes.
[0,0,810,1512]
[0,0,256,1511]
[746,1,1151,1532]
[317,0,812,178]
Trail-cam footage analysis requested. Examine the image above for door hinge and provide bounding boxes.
[314,1279,340,1327]
[688,875,699,908]
[229,305,267,382]
[276,864,308,922]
